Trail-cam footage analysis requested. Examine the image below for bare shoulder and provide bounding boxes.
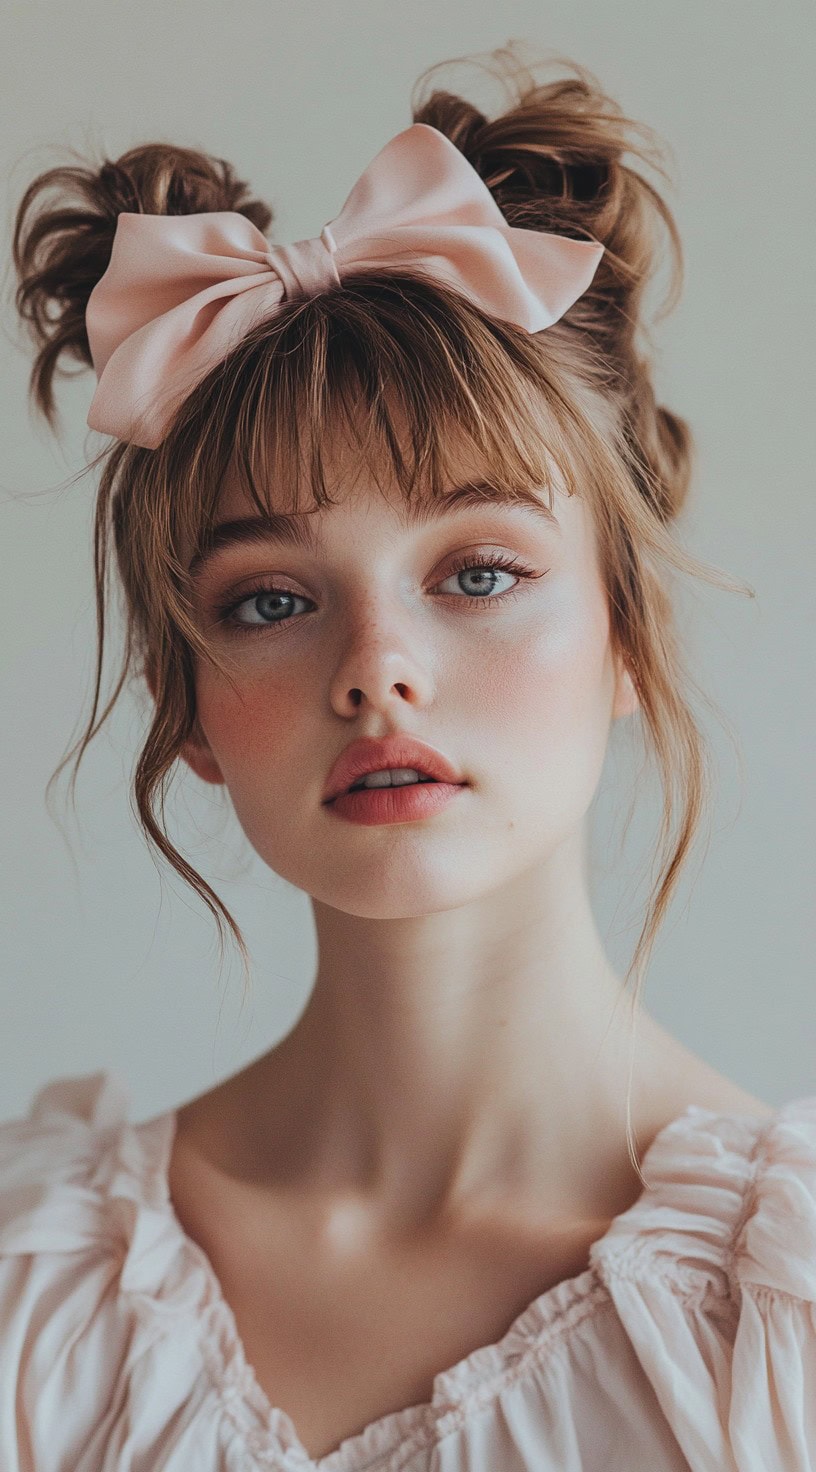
[692,1077,777,1122]
[638,1022,777,1129]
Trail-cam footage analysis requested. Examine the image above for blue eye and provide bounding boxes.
[214,550,542,637]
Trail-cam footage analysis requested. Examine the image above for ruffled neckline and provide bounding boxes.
[27,1070,813,1472]
[137,1097,611,1470]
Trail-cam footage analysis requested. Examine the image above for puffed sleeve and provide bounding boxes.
[0,1073,261,1472]
[590,1095,816,1472]
[0,1074,141,1472]
[727,1098,816,1468]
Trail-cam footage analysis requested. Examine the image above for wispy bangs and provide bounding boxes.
[161,272,586,562]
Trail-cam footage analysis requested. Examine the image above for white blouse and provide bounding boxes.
[1,1070,815,1470]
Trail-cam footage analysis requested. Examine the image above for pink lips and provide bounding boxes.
[322,734,466,805]
[325,778,467,825]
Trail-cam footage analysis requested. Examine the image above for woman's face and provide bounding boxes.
[180,427,638,919]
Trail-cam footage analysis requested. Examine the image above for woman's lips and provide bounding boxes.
[325,780,467,825]
[322,736,465,803]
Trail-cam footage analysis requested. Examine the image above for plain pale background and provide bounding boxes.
[1,0,813,1125]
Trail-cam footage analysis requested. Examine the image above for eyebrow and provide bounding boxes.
[188,482,560,578]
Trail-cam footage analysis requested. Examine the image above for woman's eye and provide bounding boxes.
[213,551,542,638]
[436,556,526,601]
[216,586,310,634]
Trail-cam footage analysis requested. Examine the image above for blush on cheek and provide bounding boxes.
[195,674,302,774]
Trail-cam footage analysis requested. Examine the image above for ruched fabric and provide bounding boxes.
[0,1071,814,1471]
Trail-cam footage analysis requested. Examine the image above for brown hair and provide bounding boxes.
[11,44,749,1182]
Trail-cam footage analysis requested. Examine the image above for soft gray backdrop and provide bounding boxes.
[1,0,813,1124]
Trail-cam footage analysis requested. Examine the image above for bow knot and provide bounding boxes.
[263,224,342,299]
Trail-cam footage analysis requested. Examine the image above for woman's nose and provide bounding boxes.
[326,598,436,715]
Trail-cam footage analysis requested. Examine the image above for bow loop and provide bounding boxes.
[85,123,604,447]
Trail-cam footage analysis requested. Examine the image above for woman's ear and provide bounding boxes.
[612,656,640,720]
[178,720,226,786]
[145,655,225,785]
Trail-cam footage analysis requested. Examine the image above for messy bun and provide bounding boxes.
[10,47,748,1184]
[12,145,272,426]
[413,55,691,523]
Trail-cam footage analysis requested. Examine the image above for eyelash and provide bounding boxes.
[213,551,541,639]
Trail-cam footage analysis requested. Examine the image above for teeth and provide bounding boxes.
[350,767,437,791]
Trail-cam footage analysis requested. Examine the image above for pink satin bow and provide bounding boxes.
[85,122,604,448]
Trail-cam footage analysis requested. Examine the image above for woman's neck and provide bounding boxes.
[177,857,682,1234]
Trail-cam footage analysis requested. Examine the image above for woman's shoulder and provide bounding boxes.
[0,1068,129,1139]
[0,1068,179,1275]
[0,1070,150,1220]
[0,1071,129,1230]
[594,1081,816,1305]
[0,1071,242,1469]
[582,1085,816,1470]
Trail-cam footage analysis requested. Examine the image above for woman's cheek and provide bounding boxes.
[195,668,303,778]
[479,574,600,692]
[487,587,613,769]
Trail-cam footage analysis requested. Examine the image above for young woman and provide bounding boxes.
[2,49,813,1472]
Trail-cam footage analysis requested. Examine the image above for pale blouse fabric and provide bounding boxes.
[1,1073,815,1472]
